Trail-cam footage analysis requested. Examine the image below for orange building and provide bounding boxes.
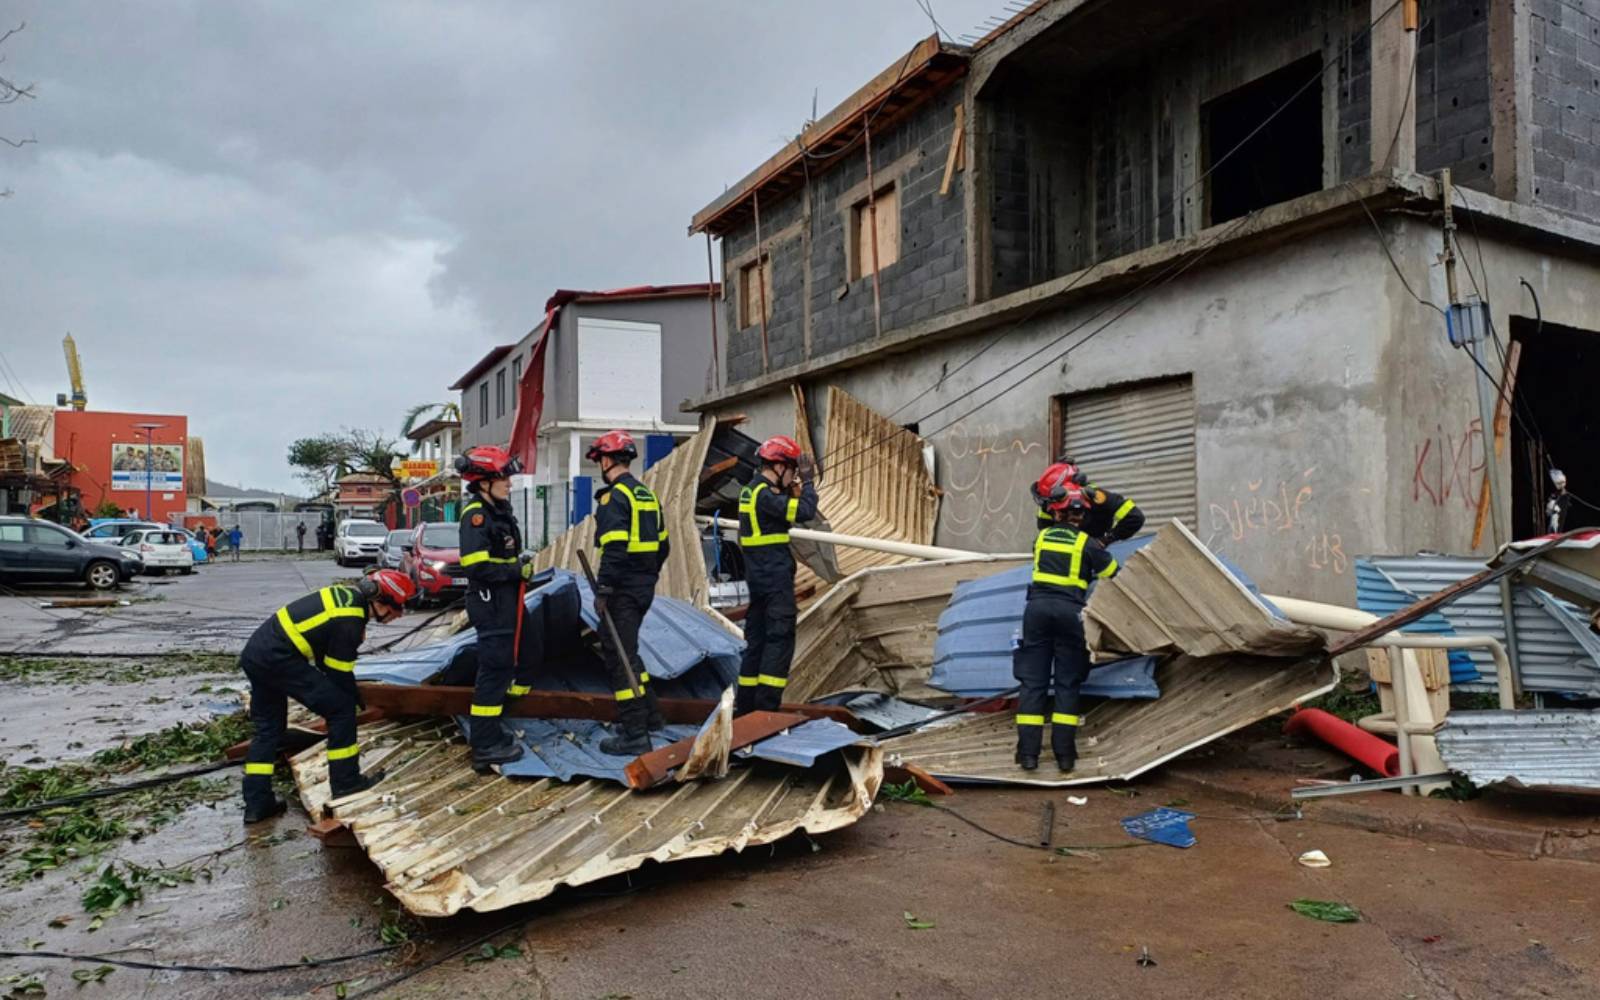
[55,410,190,521]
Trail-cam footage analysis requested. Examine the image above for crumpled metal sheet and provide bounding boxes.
[1084,520,1324,662]
[290,719,883,916]
[482,718,700,784]
[737,718,865,768]
[1436,709,1600,791]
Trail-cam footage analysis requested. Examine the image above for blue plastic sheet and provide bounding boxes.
[1121,807,1197,848]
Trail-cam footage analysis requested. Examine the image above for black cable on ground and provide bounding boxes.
[0,944,398,975]
[0,759,241,821]
[353,917,535,997]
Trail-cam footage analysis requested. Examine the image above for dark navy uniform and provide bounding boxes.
[594,472,669,734]
[239,584,369,809]
[1013,523,1118,765]
[736,476,818,712]
[458,495,541,751]
[1036,485,1143,542]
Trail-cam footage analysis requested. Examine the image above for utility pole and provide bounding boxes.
[1441,168,1523,688]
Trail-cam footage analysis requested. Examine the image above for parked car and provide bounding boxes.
[118,527,196,575]
[401,520,464,599]
[0,516,143,590]
[377,529,412,570]
[334,519,388,566]
[87,519,208,564]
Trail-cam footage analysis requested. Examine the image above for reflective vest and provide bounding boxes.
[738,482,799,547]
[598,483,666,554]
[1031,527,1117,591]
[274,585,366,671]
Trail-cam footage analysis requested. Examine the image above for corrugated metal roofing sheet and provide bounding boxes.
[1368,555,1600,697]
[290,720,883,916]
[2,405,53,451]
[1354,560,1480,683]
[1436,710,1600,791]
[738,718,865,768]
[489,718,700,784]
[794,386,941,596]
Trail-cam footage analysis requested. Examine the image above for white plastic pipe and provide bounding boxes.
[1264,594,1514,711]
[695,515,1027,563]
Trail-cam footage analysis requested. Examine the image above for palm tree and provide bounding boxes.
[400,402,462,455]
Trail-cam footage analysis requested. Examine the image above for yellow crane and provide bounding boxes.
[62,334,86,411]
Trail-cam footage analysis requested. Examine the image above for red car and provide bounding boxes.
[402,520,465,601]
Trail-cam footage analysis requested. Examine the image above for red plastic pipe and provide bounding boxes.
[1283,708,1400,778]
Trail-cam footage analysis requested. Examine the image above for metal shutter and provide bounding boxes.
[1061,377,1196,530]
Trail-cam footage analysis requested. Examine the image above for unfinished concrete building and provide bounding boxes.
[688,0,1600,603]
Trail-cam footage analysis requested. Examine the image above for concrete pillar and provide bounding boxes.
[1369,0,1417,174]
[1489,0,1535,203]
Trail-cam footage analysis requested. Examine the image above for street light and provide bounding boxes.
[132,422,166,520]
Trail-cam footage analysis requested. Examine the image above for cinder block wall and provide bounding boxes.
[1530,0,1600,221]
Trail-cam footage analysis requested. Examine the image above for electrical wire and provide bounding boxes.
[0,945,399,976]
[0,759,241,821]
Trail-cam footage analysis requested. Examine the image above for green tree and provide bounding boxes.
[399,401,461,455]
[286,435,349,499]
[344,428,406,492]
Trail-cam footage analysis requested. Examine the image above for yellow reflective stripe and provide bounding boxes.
[276,606,315,661]
[1051,713,1082,726]
[785,497,800,522]
[1032,530,1089,588]
[323,656,355,673]
[1113,498,1136,523]
[326,744,359,761]
[1098,557,1118,579]
[757,674,788,688]
[597,530,629,547]
[737,676,760,687]
[461,501,482,512]
[638,672,650,684]
[738,482,790,547]
[507,684,531,696]
[243,762,275,775]
[1016,714,1045,726]
[461,550,516,566]
[614,687,638,701]
[470,703,503,717]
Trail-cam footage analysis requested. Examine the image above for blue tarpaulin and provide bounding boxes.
[1121,807,1198,848]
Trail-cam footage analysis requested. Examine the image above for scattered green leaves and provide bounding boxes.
[902,911,936,930]
[465,943,523,964]
[81,861,197,928]
[1,972,46,996]
[1289,899,1361,923]
[91,713,251,771]
[0,653,237,686]
[880,780,932,806]
[1428,775,1482,801]
[1303,680,1381,725]
[70,966,114,985]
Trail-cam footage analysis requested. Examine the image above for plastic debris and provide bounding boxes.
[1120,807,1197,849]
[1067,795,1088,807]
[1297,850,1331,868]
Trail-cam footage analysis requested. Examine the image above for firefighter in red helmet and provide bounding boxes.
[735,435,818,714]
[238,569,417,823]
[454,445,540,770]
[1032,460,1144,544]
[1014,476,1118,773]
[586,430,670,755]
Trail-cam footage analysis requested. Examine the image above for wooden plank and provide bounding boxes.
[223,708,385,760]
[698,455,739,485]
[305,817,358,848]
[1472,340,1522,549]
[625,710,808,789]
[355,682,862,730]
[939,102,965,196]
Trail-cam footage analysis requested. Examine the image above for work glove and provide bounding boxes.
[593,594,608,619]
[520,560,534,581]
[797,454,816,483]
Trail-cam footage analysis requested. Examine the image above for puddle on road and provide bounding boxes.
[0,672,244,766]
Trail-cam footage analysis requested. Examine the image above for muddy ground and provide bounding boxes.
[1,558,1596,999]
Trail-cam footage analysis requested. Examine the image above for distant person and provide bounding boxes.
[1547,468,1573,535]
[206,527,220,559]
[228,525,243,561]
[296,520,307,553]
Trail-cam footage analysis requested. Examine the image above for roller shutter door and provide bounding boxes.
[1060,377,1196,530]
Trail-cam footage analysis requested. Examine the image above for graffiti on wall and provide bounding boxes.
[1205,466,1347,575]
[942,421,1043,550]
[1412,418,1484,510]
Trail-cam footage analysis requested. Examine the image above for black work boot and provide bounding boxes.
[330,767,386,799]
[1055,754,1077,773]
[1014,751,1039,771]
[599,725,651,756]
[472,739,524,768]
[242,796,287,824]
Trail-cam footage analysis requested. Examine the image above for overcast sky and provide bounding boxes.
[0,1,1000,493]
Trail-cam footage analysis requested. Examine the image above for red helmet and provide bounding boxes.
[1032,462,1081,510]
[368,568,418,608]
[756,435,803,465]
[1047,484,1093,516]
[585,430,637,463]
[454,445,523,483]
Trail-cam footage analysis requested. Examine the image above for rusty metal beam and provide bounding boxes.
[624,710,809,789]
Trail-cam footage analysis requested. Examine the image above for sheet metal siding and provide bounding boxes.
[1353,560,1480,683]
[1368,555,1600,696]
[1061,378,1196,529]
[797,386,940,595]
[1436,710,1600,790]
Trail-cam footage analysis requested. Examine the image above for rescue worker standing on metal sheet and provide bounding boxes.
[238,569,416,823]
[735,435,819,715]
[1032,460,1145,544]
[1014,468,1119,773]
[588,430,670,756]
[454,445,540,770]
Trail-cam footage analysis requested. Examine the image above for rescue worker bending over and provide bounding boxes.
[454,445,541,770]
[1032,460,1145,543]
[239,569,416,823]
[735,435,818,715]
[589,430,669,756]
[1015,469,1118,773]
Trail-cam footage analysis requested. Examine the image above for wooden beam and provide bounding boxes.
[1473,339,1522,549]
[625,710,808,789]
[354,681,863,730]
[698,455,739,485]
[939,102,965,197]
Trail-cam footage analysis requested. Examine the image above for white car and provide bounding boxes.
[119,528,196,575]
[334,519,389,566]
